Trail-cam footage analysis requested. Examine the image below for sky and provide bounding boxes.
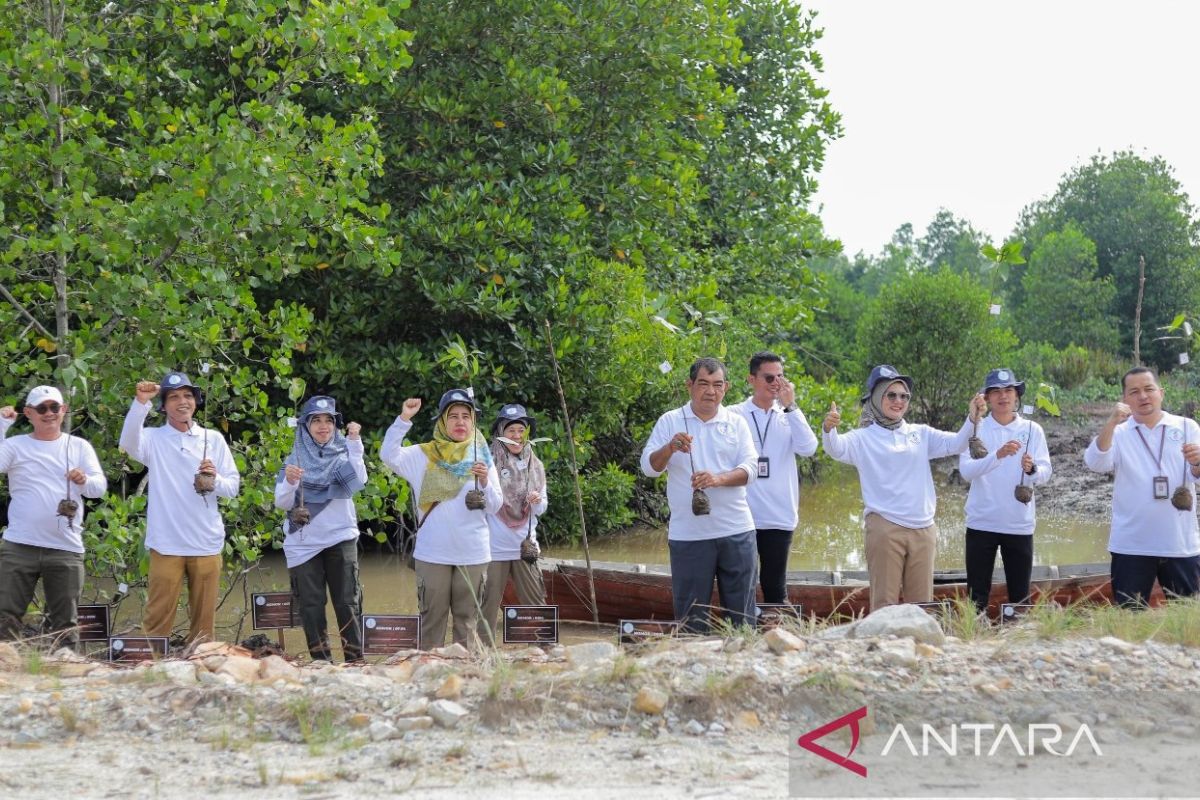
[803,0,1200,257]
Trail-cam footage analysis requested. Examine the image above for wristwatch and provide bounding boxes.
[783,403,798,414]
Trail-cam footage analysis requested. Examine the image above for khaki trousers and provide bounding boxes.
[477,558,547,646]
[863,513,937,611]
[143,550,223,644]
[414,560,487,651]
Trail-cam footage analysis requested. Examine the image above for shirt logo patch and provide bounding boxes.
[1017,431,1029,444]
[500,468,511,479]
[908,431,921,445]
[1168,427,1184,442]
[717,421,733,437]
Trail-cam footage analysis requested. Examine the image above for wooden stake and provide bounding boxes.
[1133,255,1146,366]
[542,319,599,624]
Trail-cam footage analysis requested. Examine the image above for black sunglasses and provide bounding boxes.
[761,374,782,383]
[32,403,62,414]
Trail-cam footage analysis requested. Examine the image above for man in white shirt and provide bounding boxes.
[1084,366,1200,606]
[731,352,817,605]
[959,369,1052,612]
[120,372,240,644]
[823,365,985,611]
[641,357,759,632]
[0,387,107,649]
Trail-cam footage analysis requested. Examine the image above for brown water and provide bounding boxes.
[544,463,1112,571]
[90,463,1111,652]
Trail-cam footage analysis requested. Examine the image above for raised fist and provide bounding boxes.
[400,398,422,422]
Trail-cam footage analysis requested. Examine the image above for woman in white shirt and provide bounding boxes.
[382,389,502,650]
[958,369,1052,612]
[823,364,984,611]
[274,396,367,662]
[477,403,548,645]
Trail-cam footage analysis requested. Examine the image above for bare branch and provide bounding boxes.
[0,282,53,339]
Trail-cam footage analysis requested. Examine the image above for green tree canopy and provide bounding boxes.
[1016,225,1119,351]
[1015,151,1200,368]
[857,269,1016,429]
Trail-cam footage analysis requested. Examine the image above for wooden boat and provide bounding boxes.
[504,558,1152,623]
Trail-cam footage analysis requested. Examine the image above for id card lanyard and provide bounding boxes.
[751,408,773,479]
[1134,425,1169,500]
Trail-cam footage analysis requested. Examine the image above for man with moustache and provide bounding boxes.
[120,372,240,644]
[1084,366,1200,605]
[730,352,818,605]
[641,357,759,632]
[0,387,106,648]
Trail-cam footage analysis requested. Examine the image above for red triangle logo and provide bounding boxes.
[796,706,868,777]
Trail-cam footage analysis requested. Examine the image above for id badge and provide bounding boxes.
[757,456,770,479]
[1153,476,1169,500]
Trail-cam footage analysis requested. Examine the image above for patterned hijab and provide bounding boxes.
[491,437,546,529]
[416,407,493,516]
[280,422,365,518]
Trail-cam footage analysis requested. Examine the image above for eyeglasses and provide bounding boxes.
[884,391,911,402]
[32,403,62,414]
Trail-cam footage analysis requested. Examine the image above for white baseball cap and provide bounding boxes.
[25,385,64,407]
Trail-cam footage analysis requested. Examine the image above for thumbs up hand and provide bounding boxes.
[823,401,841,433]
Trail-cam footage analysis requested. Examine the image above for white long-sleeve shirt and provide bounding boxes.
[119,399,240,556]
[380,417,502,565]
[640,403,758,541]
[822,417,973,529]
[730,397,818,531]
[487,456,549,562]
[959,414,1052,535]
[0,431,107,553]
[1084,413,1200,557]
[274,438,368,568]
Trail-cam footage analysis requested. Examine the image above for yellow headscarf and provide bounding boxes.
[416,409,492,517]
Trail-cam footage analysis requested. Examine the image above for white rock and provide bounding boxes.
[818,622,857,640]
[215,656,260,683]
[393,716,434,732]
[400,697,430,717]
[368,720,398,741]
[853,604,945,645]
[153,660,199,684]
[257,655,301,683]
[763,628,805,654]
[431,643,471,660]
[684,719,705,736]
[877,638,918,668]
[1098,636,1135,655]
[429,699,469,728]
[565,642,617,668]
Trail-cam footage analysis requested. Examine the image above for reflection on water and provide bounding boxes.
[546,463,1112,571]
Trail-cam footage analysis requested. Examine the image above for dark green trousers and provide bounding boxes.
[289,539,363,662]
[0,539,85,649]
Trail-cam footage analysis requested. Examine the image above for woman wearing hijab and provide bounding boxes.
[822,365,986,611]
[382,389,502,650]
[274,396,367,662]
[477,403,548,645]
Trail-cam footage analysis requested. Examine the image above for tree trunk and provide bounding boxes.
[1133,255,1145,366]
[45,0,71,376]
